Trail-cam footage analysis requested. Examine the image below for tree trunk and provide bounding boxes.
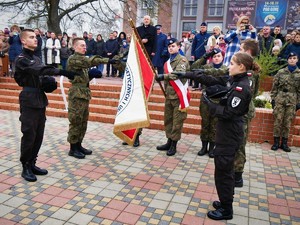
[47,0,62,34]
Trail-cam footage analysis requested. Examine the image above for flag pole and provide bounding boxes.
[128,19,166,97]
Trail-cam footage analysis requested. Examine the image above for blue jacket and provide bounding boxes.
[8,34,22,62]
[152,33,167,67]
[191,32,210,60]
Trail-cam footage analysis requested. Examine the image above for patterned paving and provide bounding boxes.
[0,109,299,225]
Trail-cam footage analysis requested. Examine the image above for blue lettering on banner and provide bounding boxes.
[117,64,134,115]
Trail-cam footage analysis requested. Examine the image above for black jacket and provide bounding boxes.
[104,39,119,57]
[198,73,252,154]
[86,39,96,55]
[136,24,157,56]
[95,40,105,56]
[15,48,61,108]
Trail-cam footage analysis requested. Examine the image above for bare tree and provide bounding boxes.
[0,0,171,35]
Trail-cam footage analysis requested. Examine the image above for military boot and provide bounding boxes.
[68,143,85,159]
[281,137,291,152]
[31,158,48,175]
[207,208,233,220]
[198,141,208,156]
[235,172,243,188]
[22,162,37,182]
[156,138,172,151]
[212,201,222,210]
[133,135,140,147]
[167,141,177,156]
[271,137,280,151]
[208,142,215,158]
[78,142,92,155]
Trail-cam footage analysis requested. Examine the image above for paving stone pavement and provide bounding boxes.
[0,109,299,225]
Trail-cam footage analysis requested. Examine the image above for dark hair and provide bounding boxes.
[232,52,254,71]
[20,29,34,39]
[241,39,259,57]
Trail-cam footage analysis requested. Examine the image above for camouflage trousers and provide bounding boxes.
[164,98,187,141]
[200,101,217,142]
[234,117,250,173]
[273,103,296,138]
[67,98,89,144]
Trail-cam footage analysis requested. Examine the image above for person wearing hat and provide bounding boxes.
[191,48,228,157]
[152,24,167,74]
[155,38,190,156]
[270,52,300,152]
[191,22,211,89]
[223,16,257,67]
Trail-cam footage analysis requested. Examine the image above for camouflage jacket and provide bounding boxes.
[246,70,260,119]
[67,53,109,100]
[164,54,190,99]
[271,67,300,106]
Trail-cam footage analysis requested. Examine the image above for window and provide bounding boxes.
[142,0,153,9]
[208,0,224,17]
[183,0,197,17]
[182,22,196,32]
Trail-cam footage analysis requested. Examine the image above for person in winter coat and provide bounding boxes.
[104,32,119,77]
[95,34,105,73]
[46,32,61,67]
[284,32,300,68]
[8,25,22,76]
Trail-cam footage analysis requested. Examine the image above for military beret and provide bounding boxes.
[287,52,298,59]
[205,84,229,98]
[167,38,178,46]
[155,25,162,29]
[212,48,222,56]
[201,22,207,27]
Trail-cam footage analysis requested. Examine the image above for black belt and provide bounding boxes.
[22,87,41,92]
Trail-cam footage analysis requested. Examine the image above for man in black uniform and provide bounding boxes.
[15,29,77,182]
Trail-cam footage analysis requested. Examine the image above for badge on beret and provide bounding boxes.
[235,86,243,92]
[231,96,241,108]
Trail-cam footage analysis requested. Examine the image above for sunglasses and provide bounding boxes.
[219,37,224,40]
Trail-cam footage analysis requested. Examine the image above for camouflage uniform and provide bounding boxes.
[164,54,190,141]
[67,53,109,144]
[271,67,300,138]
[234,71,259,173]
[191,58,228,142]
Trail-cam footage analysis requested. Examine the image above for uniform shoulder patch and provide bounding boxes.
[231,96,241,107]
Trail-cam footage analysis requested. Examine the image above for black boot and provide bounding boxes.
[207,208,233,220]
[208,142,215,158]
[271,137,280,151]
[212,201,222,210]
[281,137,291,152]
[198,141,208,156]
[167,141,177,156]
[22,162,37,182]
[68,143,85,159]
[133,135,140,147]
[156,138,172,151]
[235,172,243,188]
[78,142,92,155]
[31,159,48,175]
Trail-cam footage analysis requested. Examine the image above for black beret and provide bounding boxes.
[167,38,177,46]
[201,22,207,27]
[155,25,162,29]
[287,52,298,59]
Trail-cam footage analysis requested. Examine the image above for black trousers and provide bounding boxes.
[19,106,46,163]
[214,151,236,211]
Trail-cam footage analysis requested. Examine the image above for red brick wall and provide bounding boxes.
[249,108,300,146]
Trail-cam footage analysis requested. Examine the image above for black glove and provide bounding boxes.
[271,100,275,109]
[296,103,300,111]
[191,69,205,75]
[108,59,117,64]
[88,68,102,79]
[156,74,164,81]
[203,49,219,60]
[171,71,195,79]
[59,69,79,80]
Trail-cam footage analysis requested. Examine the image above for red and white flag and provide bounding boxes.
[164,59,190,111]
[113,32,155,145]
